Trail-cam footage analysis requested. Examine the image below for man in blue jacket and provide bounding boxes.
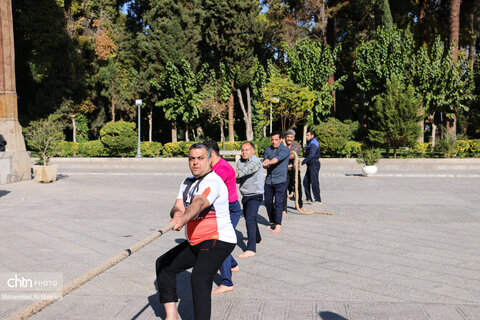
[302,130,321,203]
[263,131,290,234]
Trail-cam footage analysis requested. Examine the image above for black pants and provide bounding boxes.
[264,182,285,227]
[303,162,321,202]
[156,239,235,320]
[283,169,303,211]
[242,194,263,252]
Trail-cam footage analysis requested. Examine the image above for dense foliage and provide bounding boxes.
[12,0,480,158]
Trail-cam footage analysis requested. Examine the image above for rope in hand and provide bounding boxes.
[290,151,332,215]
[9,221,177,320]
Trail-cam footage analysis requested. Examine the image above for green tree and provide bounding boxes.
[201,0,263,141]
[156,60,209,142]
[283,39,345,133]
[411,36,475,146]
[259,74,315,133]
[96,58,133,122]
[368,74,422,159]
[354,25,414,107]
[24,115,66,166]
[100,120,136,156]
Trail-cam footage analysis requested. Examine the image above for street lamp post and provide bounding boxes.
[135,99,142,158]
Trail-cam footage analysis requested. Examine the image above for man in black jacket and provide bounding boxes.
[302,131,321,203]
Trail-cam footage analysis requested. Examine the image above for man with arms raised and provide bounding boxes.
[236,142,264,258]
[263,131,290,234]
[155,143,236,320]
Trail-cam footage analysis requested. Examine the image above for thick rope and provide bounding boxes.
[290,151,332,215]
[9,221,176,320]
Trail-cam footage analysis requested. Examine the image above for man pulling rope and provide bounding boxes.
[155,142,237,320]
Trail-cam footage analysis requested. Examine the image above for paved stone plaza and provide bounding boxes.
[1,158,479,320]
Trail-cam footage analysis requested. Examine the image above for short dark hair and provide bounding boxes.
[270,131,281,138]
[189,142,212,159]
[242,141,255,150]
[306,130,315,136]
[202,140,220,156]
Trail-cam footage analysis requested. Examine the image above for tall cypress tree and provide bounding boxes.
[368,74,422,158]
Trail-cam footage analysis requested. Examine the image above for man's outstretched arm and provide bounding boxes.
[171,196,210,231]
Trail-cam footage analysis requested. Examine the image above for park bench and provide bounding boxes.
[219,150,242,163]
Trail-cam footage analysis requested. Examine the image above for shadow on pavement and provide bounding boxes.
[56,174,69,181]
[136,273,193,320]
[257,212,270,226]
[319,311,348,320]
[0,190,11,197]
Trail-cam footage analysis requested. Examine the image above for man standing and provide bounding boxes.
[263,131,290,234]
[302,130,322,203]
[155,143,236,320]
[236,142,264,258]
[203,140,241,295]
[282,129,303,214]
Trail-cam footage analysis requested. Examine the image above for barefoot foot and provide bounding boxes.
[231,265,240,273]
[270,225,282,234]
[238,250,256,258]
[212,285,234,295]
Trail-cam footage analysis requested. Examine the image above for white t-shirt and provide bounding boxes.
[177,171,236,246]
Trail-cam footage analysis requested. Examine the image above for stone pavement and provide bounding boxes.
[1,158,480,320]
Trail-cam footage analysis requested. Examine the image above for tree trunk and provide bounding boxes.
[196,126,203,139]
[148,108,152,142]
[318,0,328,46]
[418,0,428,45]
[449,0,461,62]
[171,120,177,142]
[220,118,225,147]
[418,99,424,143]
[430,114,437,147]
[245,87,254,141]
[228,81,235,142]
[328,74,336,116]
[303,124,308,147]
[237,87,254,141]
[393,147,397,159]
[71,115,76,143]
[327,10,336,116]
[185,123,190,142]
[111,98,115,122]
[469,13,475,70]
[447,0,461,136]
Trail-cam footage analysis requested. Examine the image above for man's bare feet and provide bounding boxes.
[231,265,240,273]
[270,225,282,234]
[238,250,256,258]
[282,211,287,216]
[265,225,272,229]
[211,285,234,295]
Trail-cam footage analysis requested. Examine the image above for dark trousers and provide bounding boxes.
[219,200,241,286]
[156,239,235,320]
[283,169,303,211]
[242,194,263,252]
[264,182,285,226]
[303,161,321,202]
